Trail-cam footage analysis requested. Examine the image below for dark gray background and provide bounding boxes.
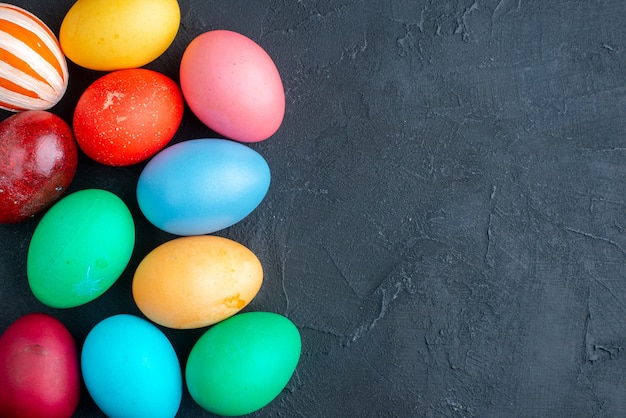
[1,1,626,417]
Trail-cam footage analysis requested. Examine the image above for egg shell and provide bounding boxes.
[132,235,263,329]
[0,110,77,223]
[185,312,301,416]
[73,69,184,166]
[136,138,271,236]
[0,3,69,111]
[27,189,135,308]
[180,30,285,142]
[81,314,182,418]
[0,313,80,418]
[59,0,180,71]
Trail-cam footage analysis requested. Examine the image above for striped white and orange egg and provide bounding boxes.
[0,3,68,111]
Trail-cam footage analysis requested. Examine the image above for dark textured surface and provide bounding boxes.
[1,1,626,417]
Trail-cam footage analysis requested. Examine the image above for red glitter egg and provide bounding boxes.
[73,68,184,166]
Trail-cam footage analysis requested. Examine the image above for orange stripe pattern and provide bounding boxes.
[0,3,68,112]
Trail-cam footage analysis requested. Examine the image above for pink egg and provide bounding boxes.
[179,30,285,143]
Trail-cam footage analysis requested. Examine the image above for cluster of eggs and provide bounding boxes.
[0,1,300,417]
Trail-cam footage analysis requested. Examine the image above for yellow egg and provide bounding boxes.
[132,236,263,329]
[59,0,180,71]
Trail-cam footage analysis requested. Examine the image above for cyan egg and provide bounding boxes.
[136,138,270,235]
[81,314,182,418]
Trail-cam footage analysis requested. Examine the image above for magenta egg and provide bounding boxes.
[0,313,80,418]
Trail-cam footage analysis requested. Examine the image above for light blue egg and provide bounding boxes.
[81,314,182,418]
[136,138,271,236]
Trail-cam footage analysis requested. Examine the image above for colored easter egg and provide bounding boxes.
[0,3,69,111]
[73,69,184,166]
[136,138,270,236]
[180,30,285,142]
[59,0,180,71]
[27,189,135,308]
[81,314,182,418]
[0,110,77,223]
[186,312,301,416]
[0,313,80,418]
[132,235,263,329]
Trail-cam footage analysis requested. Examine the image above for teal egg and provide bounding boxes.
[185,312,301,416]
[27,189,135,308]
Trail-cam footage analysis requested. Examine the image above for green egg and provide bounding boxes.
[27,189,135,308]
[185,312,301,416]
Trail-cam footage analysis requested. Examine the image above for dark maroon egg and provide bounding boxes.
[0,110,77,223]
